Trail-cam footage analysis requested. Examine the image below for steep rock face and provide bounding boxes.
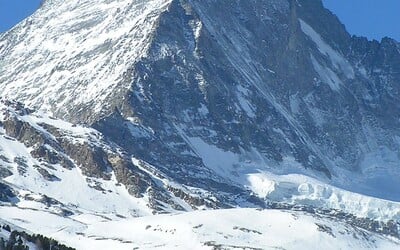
[96,0,400,200]
[0,100,234,215]
[0,0,399,215]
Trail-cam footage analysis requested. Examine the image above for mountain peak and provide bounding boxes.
[0,0,173,122]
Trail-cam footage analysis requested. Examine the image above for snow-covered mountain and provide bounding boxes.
[0,0,400,249]
[1,208,399,250]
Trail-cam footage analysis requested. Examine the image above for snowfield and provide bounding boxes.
[1,207,399,250]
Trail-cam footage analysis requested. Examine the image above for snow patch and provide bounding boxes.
[299,19,354,79]
[236,85,256,118]
[310,54,342,91]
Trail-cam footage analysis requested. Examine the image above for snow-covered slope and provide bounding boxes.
[0,0,172,120]
[0,207,399,250]
[0,100,215,220]
[1,0,399,199]
[0,100,399,248]
[0,100,151,217]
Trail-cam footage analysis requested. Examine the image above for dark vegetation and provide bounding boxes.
[0,224,75,250]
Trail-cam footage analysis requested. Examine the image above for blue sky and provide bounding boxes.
[322,0,400,41]
[0,0,41,32]
[0,0,399,41]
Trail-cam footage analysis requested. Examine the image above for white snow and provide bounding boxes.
[0,102,153,221]
[299,19,355,79]
[310,54,342,91]
[245,171,400,222]
[0,207,398,250]
[174,125,240,177]
[289,93,301,114]
[236,85,257,118]
[0,0,173,116]
[169,126,400,222]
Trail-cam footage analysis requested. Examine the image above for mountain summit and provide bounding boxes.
[0,0,172,120]
[0,0,399,248]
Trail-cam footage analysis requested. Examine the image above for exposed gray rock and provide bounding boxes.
[33,165,60,181]
[0,0,399,240]
[0,182,16,202]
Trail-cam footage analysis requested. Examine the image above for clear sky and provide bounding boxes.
[322,0,400,41]
[0,0,41,33]
[0,0,399,41]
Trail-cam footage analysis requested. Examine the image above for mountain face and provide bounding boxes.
[0,0,400,248]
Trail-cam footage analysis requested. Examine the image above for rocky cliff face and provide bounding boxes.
[0,0,400,244]
[0,99,230,214]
